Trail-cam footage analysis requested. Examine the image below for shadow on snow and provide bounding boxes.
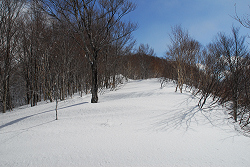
[0,101,88,130]
[150,95,226,132]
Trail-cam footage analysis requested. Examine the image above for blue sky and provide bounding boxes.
[125,0,250,57]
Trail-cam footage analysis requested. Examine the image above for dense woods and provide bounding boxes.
[1,0,250,128]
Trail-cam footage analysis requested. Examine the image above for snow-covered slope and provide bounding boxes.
[1,79,250,167]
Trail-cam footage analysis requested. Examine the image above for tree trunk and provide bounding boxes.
[91,57,98,103]
[3,80,8,113]
[3,36,11,113]
[112,74,116,90]
[3,65,10,113]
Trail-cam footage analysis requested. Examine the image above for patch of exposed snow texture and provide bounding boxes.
[0,78,250,167]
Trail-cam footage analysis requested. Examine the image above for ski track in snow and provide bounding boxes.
[0,78,250,167]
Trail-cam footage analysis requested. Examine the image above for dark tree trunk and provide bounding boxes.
[91,56,98,103]
[3,35,11,113]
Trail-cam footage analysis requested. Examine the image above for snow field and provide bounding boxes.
[0,78,250,167]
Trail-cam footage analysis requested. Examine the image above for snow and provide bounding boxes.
[1,78,250,167]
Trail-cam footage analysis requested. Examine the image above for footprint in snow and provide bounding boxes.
[101,119,114,127]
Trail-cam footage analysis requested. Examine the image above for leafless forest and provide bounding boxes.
[1,0,250,128]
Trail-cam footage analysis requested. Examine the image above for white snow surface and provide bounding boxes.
[1,78,250,167]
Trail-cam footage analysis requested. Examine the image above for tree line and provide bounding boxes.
[165,25,250,128]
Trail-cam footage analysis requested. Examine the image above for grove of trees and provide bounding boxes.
[0,0,166,113]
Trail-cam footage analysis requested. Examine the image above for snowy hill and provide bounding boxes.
[1,78,250,167]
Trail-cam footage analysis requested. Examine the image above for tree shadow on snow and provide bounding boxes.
[150,95,228,132]
[0,102,88,130]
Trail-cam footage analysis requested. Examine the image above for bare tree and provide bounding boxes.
[234,4,250,30]
[42,0,137,103]
[166,25,200,93]
[217,27,248,122]
[138,43,156,57]
[194,47,223,108]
